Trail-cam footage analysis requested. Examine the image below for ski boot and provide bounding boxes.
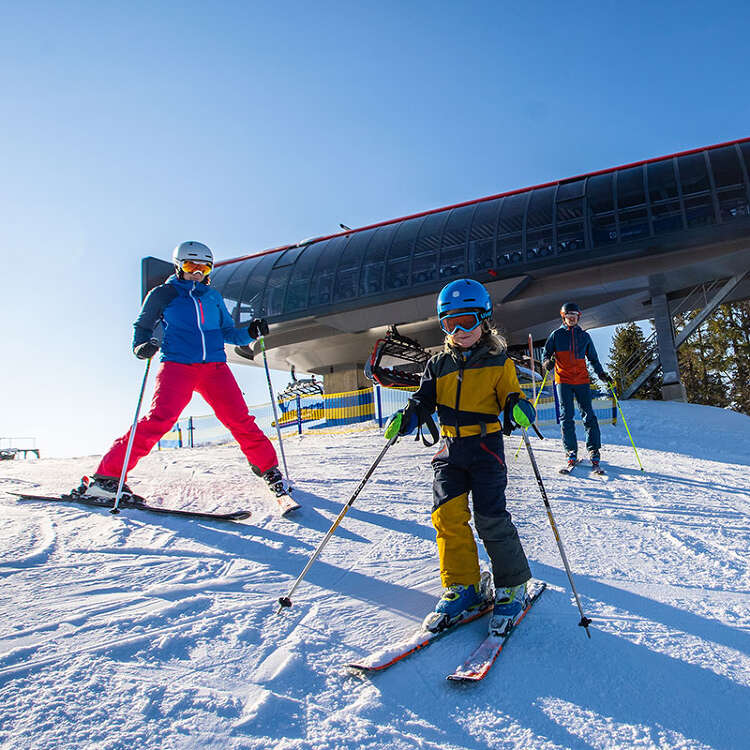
[488,582,529,636]
[261,466,299,514]
[261,466,292,498]
[559,456,577,474]
[73,475,138,506]
[590,453,604,474]
[423,570,492,632]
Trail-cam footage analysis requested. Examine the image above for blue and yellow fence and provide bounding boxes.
[157,382,615,449]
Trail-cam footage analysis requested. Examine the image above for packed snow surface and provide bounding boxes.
[1,400,749,749]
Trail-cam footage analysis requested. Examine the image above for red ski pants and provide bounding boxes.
[97,361,278,479]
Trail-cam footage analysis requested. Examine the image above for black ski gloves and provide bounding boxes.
[543,355,555,374]
[134,340,159,360]
[398,400,421,436]
[600,372,613,384]
[248,318,269,339]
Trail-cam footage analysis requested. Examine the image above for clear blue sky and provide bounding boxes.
[2,1,748,457]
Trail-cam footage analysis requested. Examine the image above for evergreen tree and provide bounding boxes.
[608,323,662,399]
[705,301,750,415]
[674,311,729,409]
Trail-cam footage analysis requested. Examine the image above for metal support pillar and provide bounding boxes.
[649,275,686,401]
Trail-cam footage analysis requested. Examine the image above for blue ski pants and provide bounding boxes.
[556,382,601,460]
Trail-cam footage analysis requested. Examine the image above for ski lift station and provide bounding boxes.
[143,137,750,401]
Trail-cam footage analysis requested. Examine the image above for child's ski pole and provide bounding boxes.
[277,434,399,613]
[513,369,549,460]
[521,429,592,637]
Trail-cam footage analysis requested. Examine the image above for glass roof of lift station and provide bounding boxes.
[211,137,750,326]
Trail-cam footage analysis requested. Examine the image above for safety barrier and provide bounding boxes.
[157,382,615,449]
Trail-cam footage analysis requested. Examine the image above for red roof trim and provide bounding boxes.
[216,135,750,267]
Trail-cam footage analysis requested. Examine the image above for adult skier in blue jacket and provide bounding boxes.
[78,242,289,501]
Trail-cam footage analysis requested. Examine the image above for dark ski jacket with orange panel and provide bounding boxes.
[543,324,606,386]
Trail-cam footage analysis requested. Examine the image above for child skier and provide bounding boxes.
[386,279,536,636]
[543,301,611,472]
[75,241,290,502]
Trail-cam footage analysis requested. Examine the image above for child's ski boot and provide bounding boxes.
[488,582,529,636]
[423,570,493,632]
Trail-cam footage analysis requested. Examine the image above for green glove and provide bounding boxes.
[512,402,533,429]
[384,410,403,440]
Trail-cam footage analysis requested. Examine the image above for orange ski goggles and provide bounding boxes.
[180,259,212,275]
[439,311,484,334]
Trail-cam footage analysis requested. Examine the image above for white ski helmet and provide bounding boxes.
[172,241,214,268]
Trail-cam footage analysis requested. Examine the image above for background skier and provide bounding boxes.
[543,301,612,472]
[76,241,290,501]
[386,279,536,636]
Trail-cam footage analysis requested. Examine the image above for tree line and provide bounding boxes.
[607,301,750,415]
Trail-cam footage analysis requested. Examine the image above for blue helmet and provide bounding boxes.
[437,279,493,320]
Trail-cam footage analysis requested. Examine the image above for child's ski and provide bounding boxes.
[446,581,546,682]
[346,602,493,674]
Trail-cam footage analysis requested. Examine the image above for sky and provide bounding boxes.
[2,0,748,458]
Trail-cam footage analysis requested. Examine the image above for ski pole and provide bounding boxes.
[528,334,537,404]
[521,430,592,637]
[513,369,549,460]
[259,335,290,481]
[608,383,644,471]
[277,434,399,614]
[112,348,156,514]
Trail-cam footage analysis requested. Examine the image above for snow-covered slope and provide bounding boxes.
[1,401,748,749]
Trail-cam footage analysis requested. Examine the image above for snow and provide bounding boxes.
[1,400,749,749]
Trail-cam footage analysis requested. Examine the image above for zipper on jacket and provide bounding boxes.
[454,356,465,439]
[189,283,207,361]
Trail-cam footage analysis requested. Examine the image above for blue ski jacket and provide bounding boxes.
[132,275,252,364]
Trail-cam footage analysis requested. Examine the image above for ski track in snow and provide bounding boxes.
[0,400,748,749]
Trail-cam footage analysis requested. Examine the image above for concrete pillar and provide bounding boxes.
[649,275,686,402]
[324,363,370,394]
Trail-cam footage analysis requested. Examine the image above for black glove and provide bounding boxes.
[248,318,269,339]
[234,345,254,361]
[399,400,421,435]
[134,340,159,360]
[600,372,613,384]
[543,356,555,373]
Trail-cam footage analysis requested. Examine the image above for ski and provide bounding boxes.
[10,493,251,521]
[274,492,300,515]
[346,601,493,673]
[446,581,546,682]
[558,460,580,475]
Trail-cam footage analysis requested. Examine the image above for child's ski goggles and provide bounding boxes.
[439,310,485,334]
[180,259,213,275]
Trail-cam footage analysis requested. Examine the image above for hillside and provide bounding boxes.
[1,401,749,749]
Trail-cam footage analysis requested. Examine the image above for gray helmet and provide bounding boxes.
[172,241,214,267]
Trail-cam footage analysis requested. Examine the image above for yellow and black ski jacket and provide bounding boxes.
[411,342,529,438]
